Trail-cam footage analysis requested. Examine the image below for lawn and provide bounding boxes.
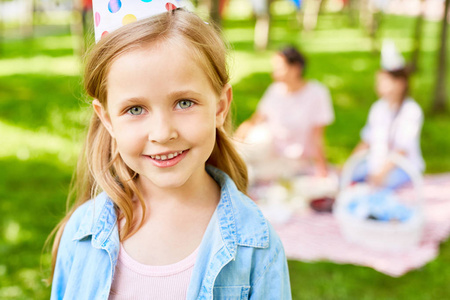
[0,4,449,299]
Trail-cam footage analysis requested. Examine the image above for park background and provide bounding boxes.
[0,0,449,298]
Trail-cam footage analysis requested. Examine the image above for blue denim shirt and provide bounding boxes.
[51,166,291,299]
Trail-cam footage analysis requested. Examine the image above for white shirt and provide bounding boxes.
[361,97,425,173]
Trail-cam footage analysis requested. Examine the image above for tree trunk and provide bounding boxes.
[22,0,34,38]
[360,0,382,53]
[432,0,450,113]
[303,0,324,32]
[254,13,270,50]
[210,0,221,28]
[410,0,425,73]
[253,0,271,50]
[70,0,85,57]
[0,1,3,57]
[345,0,359,27]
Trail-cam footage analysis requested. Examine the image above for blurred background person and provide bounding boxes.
[351,40,425,189]
[235,46,335,182]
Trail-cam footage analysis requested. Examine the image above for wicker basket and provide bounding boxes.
[334,151,424,252]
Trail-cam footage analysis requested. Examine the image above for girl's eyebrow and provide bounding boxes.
[120,97,147,105]
[167,90,203,99]
[117,90,203,107]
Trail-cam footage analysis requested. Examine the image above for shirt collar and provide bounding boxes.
[73,165,269,251]
[206,165,269,250]
[73,192,118,249]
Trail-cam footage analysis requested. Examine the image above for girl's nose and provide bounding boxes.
[148,113,178,144]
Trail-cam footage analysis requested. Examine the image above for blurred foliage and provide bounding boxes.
[0,3,449,299]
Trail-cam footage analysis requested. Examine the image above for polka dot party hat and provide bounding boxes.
[92,0,189,43]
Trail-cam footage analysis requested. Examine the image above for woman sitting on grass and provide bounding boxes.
[235,46,335,181]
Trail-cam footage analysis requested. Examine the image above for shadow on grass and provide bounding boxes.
[0,156,72,299]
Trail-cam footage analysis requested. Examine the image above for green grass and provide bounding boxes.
[0,8,449,299]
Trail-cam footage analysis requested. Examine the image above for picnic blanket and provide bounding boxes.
[253,173,450,277]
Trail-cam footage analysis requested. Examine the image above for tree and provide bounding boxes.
[209,0,221,27]
[410,0,425,73]
[0,0,4,56]
[432,0,450,113]
[253,0,271,50]
[302,0,324,32]
[360,0,383,52]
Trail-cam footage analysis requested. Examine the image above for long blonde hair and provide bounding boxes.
[48,9,248,280]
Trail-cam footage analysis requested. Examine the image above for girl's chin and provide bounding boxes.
[141,174,191,190]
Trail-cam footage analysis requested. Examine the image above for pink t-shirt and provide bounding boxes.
[109,245,198,299]
[257,81,334,158]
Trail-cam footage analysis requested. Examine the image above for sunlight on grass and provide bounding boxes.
[224,28,254,43]
[226,0,252,19]
[229,51,272,84]
[33,36,74,51]
[0,56,80,76]
[0,121,80,165]
[4,220,20,244]
[272,1,298,15]
[0,286,23,299]
[292,34,374,53]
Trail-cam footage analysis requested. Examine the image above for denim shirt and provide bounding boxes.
[51,166,291,299]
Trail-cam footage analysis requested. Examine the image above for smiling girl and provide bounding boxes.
[48,4,290,300]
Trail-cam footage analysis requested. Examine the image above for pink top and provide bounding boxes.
[109,245,198,299]
[257,81,334,158]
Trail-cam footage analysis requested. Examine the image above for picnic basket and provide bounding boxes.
[334,150,424,252]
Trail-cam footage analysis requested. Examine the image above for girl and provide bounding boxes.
[49,7,291,300]
[352,60,425,189]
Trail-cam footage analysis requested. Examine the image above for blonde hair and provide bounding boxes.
[48,9,248,281]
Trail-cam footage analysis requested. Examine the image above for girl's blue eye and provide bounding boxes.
[177,100,194,109]
[128,106,143,115]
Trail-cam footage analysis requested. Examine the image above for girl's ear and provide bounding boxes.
[216,84,232,128]
[93,99,115,138]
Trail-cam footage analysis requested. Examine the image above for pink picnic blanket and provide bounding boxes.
[269,173,450,277]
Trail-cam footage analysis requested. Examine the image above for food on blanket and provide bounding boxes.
[310,197,335,213]
[346,189,414,222]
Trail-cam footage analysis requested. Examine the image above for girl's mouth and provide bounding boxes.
[145,149,189,168]
[149,150,185,161]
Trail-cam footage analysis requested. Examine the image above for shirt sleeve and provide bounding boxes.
[393,101,423,152]
[360,100,383,143]
[249,226,292,299]
[311,83,334,127]
[50,205,87,300]
[256,84,276,118]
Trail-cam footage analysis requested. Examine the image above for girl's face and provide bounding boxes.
[94,41,231,191]
[271,53,301,82]
[375,71,406,102]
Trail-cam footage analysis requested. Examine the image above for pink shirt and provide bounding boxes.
[257,81,334,158]
[109,245,198,299]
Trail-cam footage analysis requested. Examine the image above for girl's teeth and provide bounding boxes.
[151,151,184,161]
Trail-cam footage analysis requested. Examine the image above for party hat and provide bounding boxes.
[381,39,405,71]
[92,0,188,43]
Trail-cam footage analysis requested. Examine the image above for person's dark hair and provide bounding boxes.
[279,46,306,69]
[386,67,410,80]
